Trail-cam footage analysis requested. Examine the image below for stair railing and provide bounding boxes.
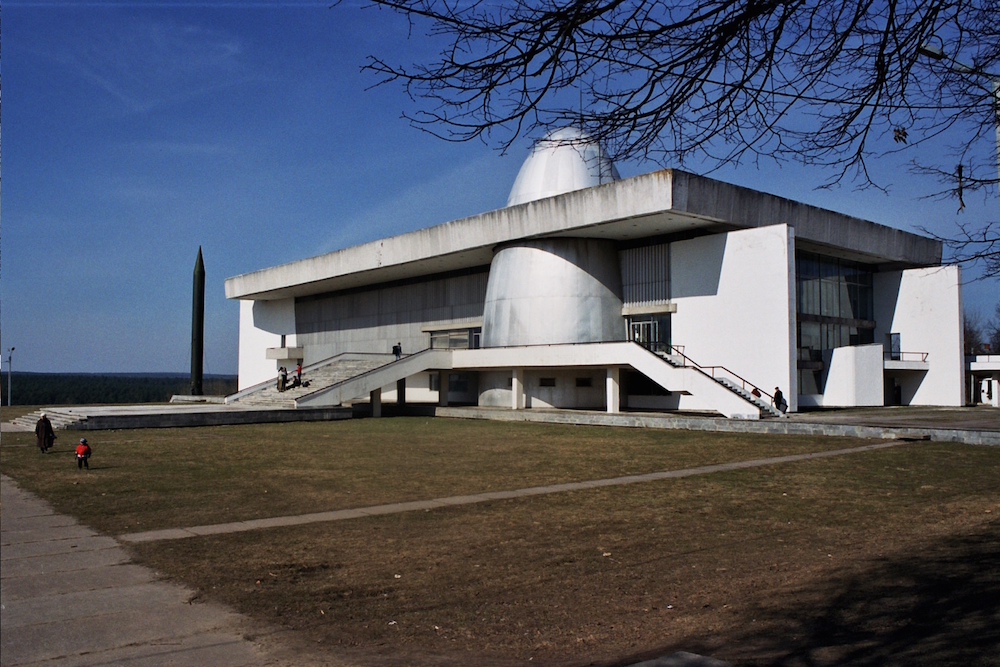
[667,345,774,403]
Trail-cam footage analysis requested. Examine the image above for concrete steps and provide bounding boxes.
[11,409,89,431]
[654,350,783,418]
[228,356,393,409]
[715,377,784,418]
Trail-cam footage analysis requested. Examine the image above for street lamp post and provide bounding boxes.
[6,347,14,408]
[917,43,1000,217]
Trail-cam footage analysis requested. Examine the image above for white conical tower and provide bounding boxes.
[483,127,625,348]
[506,127,620,207]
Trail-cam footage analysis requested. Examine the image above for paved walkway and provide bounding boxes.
[0,475,280,667]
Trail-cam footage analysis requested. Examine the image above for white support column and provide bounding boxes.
[438,372,449,407]
[370,388,382,418]
[606,367,620,413]
[512,368,524,410]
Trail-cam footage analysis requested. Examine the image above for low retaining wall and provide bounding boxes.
[431,406,1000,446]
[70,407,352,430]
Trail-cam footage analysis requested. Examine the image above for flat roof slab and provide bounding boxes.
[225,169,941,301]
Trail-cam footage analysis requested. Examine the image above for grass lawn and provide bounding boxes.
[2,417,998,666]
[0,418,856,535]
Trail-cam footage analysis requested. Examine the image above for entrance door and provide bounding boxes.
[628,315,671,353]
[629,319,658,346]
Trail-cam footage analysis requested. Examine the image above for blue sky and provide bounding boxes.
[2,1,997,374]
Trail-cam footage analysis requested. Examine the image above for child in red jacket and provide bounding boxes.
[75,438,92,470]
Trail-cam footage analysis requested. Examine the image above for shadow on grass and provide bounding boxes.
[609,522,999,667]
[733,521,1000,667]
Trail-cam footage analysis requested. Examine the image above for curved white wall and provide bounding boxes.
[506,128,620,207]
[482,238,624,347]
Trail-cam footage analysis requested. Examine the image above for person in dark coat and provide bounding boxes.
[35,413,56,453]
[772,387,788,413]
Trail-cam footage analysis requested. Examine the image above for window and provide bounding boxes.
[449,373,469,393]
[795,252,877,394]
[797,252,873,323]
[429,327,482,349]
[627,314,671,353]
[575,377,593,388]
[539,377,556,387]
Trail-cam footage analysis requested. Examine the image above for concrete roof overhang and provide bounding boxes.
[225,169,942,301]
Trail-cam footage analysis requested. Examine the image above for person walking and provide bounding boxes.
[35,412,56,453]
[75,438,92,470]
[277,366,287,392]
[392,342,402,360]
[772,387,788,413]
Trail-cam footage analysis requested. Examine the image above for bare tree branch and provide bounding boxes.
[919,218,1000,278]
[359,1,996,168]
[352,0,1000,275]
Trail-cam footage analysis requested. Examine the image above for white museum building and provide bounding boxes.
[224,129,972,419]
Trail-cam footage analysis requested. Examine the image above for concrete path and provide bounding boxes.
[0,475,279,667]
[120,441,905,544]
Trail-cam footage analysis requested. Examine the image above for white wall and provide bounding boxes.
[237,298,297,390]
[478,369,607,409]
[670,225,797,411]
[821,344,884,407]
[873,265,964,406]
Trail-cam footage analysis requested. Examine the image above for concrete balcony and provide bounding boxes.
[884,351,929,371]
[266,347,304,361]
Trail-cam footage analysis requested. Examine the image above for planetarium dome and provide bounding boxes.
[483,127,625,348]
[505,127,620,207]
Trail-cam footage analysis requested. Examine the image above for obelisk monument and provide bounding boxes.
[191,246,205,396]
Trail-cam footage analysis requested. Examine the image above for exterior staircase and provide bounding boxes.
[654,350,784,418]
[715,377,784,418]
[226,354,395,409]
[12,408,90,431]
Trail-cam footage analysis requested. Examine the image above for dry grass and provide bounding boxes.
[0,417,852,535]
[129,441,999,667]
[2,417,998,666]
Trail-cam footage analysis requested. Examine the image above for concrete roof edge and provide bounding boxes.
[224,169,676,300]
[670,170,941,264]
[225,167,942,301]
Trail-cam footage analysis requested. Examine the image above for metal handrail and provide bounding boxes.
[667,345,774,402]
[225,350,405,403]
[884,351,929,362]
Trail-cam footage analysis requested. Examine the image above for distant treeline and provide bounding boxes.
[0,373,238,406]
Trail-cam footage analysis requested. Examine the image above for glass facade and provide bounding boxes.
[796,252,875,394]
[626,314,671,353]
[429,327,482,349]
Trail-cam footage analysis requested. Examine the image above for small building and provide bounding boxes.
[224,129,965,418]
